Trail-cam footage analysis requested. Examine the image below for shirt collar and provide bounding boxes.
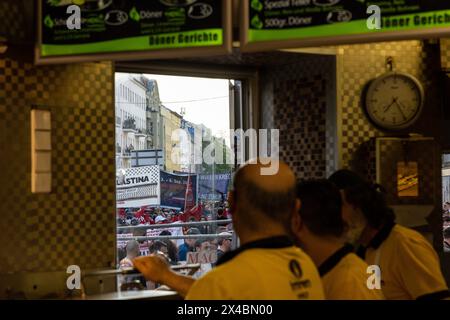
[216,236,294,266]
[318,244,354,277]
[356,221,396,259]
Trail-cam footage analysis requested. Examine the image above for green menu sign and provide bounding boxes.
[37,0,231,64]
[242,0,450,50]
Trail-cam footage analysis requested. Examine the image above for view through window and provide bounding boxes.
[443,153,450,253]
[114,73,236,290]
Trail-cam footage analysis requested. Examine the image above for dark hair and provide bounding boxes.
[194,239,208,250]
[162,239,178,263]
[328,169,395,229]
[233,168,296,229]
[153,240,167,252]
[159,230,172,236]
[296,179,344,237]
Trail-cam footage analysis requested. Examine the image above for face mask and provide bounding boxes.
[344,222,365,246]
[344,209,367,246]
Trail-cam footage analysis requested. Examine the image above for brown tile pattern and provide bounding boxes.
[260,55,337,180]
[339,40,440,182]
[0,57,116,273]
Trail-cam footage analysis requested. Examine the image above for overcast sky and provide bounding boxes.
[144,74,231,142]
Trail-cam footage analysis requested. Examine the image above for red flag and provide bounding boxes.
[184,174,194,212]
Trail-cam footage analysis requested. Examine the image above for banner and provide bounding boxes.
[187,250,217,264]
[39,0,229,60]
[160,171,197,209]
[117,233,134,250]
[243,0,450,50]
[116,166,160,208]
[146,224,185,247]
[198,173,231,201]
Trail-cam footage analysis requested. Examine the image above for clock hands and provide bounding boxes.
[383,97,398,113]
[382,97,408,121]
[394,100,408,121]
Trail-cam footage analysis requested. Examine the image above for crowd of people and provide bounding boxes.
[444,202,450,252]
[126,159,450,300]
[117,203,230,227]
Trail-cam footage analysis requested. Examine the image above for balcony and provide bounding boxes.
[444,161,450,170]
[122,118,137,133]
[135,129,147,138]
[122,147,134,158]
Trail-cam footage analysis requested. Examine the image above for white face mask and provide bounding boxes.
[344,222,366,246]
[343,208,367,246]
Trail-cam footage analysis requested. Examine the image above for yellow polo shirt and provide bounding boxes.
[320,248,384,300]
[186,245,325,300]
[363,223,449,300]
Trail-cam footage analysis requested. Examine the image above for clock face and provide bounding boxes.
[364,72,424,131]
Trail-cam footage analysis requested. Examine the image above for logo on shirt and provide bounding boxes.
[289,259,303,278]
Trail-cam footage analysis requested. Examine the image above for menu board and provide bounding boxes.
[241,0,450,51]
[37,0,231,64]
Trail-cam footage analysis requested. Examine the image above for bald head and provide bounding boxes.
[126,240,140,258]
[237,160,295,191]
[232,159,297,231]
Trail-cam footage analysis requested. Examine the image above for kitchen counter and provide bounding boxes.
[85,290,181,300]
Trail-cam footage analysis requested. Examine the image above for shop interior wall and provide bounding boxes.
[336,40,448,284]
[0,49,116,277]
[260,54,337,179]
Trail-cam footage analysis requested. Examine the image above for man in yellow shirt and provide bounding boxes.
[294,179,384,300]
[134,159,325,300]
[329,169,450,300]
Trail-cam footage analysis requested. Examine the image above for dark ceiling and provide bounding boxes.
[0,0,35,44]
[161,50,317,68]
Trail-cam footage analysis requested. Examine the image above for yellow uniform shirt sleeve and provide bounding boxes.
[395,234,449,299]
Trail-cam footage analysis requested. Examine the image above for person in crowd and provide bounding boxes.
[177,227,200,261]
[155,215,167,224]
[329,169,450,300]
[118,240,146,290]
[198,216,211,234]
[206,213,217,234]
[134,159,325,299]
[194,239,211,253]
[119,240,140,269]
[150,240,169,256]
[444,227,450,252]
[444,202,450,214]
[216,232,232,262]
[135,207,153,225]
[443,202,450,221]
[294,179,384,300]
[217,208,227,220]
[158,230,178,264]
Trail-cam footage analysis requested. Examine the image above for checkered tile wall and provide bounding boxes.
[441,39,450,70]
[0,0,26,41]
[260,55,337,180]
[338,40,442,182]
[0,56,116,274]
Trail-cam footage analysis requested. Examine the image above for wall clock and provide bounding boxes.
[363,72,425,131]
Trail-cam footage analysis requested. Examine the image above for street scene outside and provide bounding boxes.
[115,73,235,289]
